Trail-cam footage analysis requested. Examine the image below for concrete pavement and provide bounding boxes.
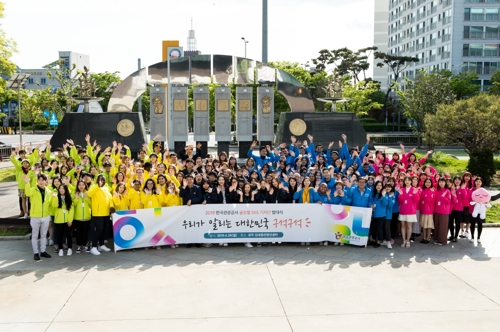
[1,228,500,332]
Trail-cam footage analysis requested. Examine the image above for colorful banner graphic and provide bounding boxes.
[112,204,372,251]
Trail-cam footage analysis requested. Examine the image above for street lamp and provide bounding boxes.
[241,37,249,58]
[6,74,31,147]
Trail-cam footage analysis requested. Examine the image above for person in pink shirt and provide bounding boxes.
[397,176,421,248]
[434,178,452,245]
[449,176,464,242]
[419,179,435,244]
[459,172,474,239]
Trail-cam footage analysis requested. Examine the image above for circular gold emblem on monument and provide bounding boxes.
[289,119,307,136]
[117,119,135,137]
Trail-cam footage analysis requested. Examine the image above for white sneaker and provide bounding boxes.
[223,243,228,247]
[340,243,344,246]
[464,231,469,239]
[90,247,101,255]
[245,243,253,248]
[469,238,474,243]
[478,239,482,243]
[23,214,29,219]
[171,245,176,248]
[381,241,388,246]
[99,245,111,252]
[67,249,72,256]
[58,249,63,257]
[323,241,329,246]
[387,243,392,249]
[48,239,54,246]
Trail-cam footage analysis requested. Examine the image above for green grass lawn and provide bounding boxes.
[486,203,500,223]
[0,168,16,182]
[0,226,30,236]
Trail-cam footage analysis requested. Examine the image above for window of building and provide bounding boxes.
[484,44,499,56]
[41,78,46,84]
[486,8,499,21]
[28,78,33,84]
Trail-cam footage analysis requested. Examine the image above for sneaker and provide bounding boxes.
[171,245,176,248]
[40,252,51,258]
[22,213,29,219]
[90,247,100,255]
[219,243,224,246]
[245,243,253,248]
[34,253,40,261]
[381,241,388,246]
[452,238,458,243]
[223,243,228,247]
[469,238,474,243]
[84,247,90,253]
[373,243,381,248]
[464,231,469,239]
[305,242,310,246]
[323,241,329,246]
[339,243,344,246]
[54,246,58,253]
[67,249,72,256]
[58,249,63,257]
[301,242,305,246]
[387,243,392,249]
[257,243,262,247]
[410,239,414,243]
[156,246,162,249]
[48,239,54,246]
[76,247,81,254]
[175,244,179,248]
[478,239,482,243]
[334,242,339,246]
[99,245,111,252]
[459,231,465,238]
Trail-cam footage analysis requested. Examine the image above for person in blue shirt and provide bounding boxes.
[384,183,396,249]
[340,134,370,168]
[358,162,375,177]
[370,181,389,248]
[331,181,351,205]
[349,178,372,208]
[321,168,337,192]
[313,182,332,204]
[247,140,276,170]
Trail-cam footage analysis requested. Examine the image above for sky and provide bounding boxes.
[2,0,375,79]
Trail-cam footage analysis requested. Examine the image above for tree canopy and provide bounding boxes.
[490,69,500,95]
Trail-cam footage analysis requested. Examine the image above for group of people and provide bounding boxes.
[10,132,491,261]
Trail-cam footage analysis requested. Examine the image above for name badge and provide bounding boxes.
[81,203,85,208]
[438,202,441,206]
[404,200,407,204]
[149,201,152,206]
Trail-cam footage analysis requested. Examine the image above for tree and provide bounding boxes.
[338,80,383,116]
[374,52,419,110]
[19,88,57,132]
[90,71,121,112]
[45,59,81,114]
[446,70,480,100]
[399,70,455,147]
[490,69,500,95]
[312,47,377,83]
[425,94,500,185]
[0,2,18,94]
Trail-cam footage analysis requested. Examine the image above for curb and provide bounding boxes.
[0,234,31,241]
[484,223,500,228]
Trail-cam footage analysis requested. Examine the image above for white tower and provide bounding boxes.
[187,18,197,51]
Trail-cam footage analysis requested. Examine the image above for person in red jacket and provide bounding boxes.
[397,176,421,248]
[419,179,435,244]
[449,176,464,242]
[434,178,452,245]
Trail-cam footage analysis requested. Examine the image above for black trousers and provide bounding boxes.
[449,210,463,238]
[390,212,399,239]
[470,216,484,239]
[55,223,72,249]
[91,216,108,248]
[74,220,89,246]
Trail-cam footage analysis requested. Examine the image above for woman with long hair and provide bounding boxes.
[434,178,451,245]
[72,180,91,254]
[469,177,487,244]
[419,178,435,244]
[459,171,474,239]
[449,175,464,242]
[370,181,389,248]
[87,174,112,256]
[397,176,420,248]
[52,184,74,256]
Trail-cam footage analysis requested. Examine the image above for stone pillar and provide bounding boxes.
[171,86,189,151]
[149,86,167,141]
[236,86,254,157]
[215,86,231,156]
[193,85,209,150]
[257,86,274,146]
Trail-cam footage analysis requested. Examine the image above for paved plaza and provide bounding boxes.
[1,229,500,332]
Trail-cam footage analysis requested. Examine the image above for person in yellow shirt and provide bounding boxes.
[72,180,92,254]
[164,180,182,207]
[87,174,112,255]
[112,182,130,211]
[127,180,144,210]
[52,184,75,257]
[140,179,163,209]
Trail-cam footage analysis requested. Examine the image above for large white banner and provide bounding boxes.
[112,204,372,251]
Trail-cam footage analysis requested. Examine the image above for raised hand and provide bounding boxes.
[328,141,334,149]
[290,136,296,144]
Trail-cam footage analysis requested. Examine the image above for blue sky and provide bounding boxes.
[3,0,374,78]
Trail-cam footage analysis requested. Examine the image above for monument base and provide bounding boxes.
[50,112,147,157]
[276,112,374,152]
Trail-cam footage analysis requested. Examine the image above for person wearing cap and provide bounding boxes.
[10,148,33,218]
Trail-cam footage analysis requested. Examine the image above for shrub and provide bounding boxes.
[467,148,496,186]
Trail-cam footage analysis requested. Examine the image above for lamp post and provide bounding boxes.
[6,74,31,147]
[241,37,249,58]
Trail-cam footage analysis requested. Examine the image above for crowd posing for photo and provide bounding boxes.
[10,132,490,261]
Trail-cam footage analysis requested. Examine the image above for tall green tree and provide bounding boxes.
[444,70,480,100]
[399,70,455,147]
[490,69,500,95]
[0,2,18,93]
[338,80,383,116]
[90,71,121,111]
[19,88,57,132]
[374,52,419,110]
[425,94,500,185]
[45,59,81,114]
